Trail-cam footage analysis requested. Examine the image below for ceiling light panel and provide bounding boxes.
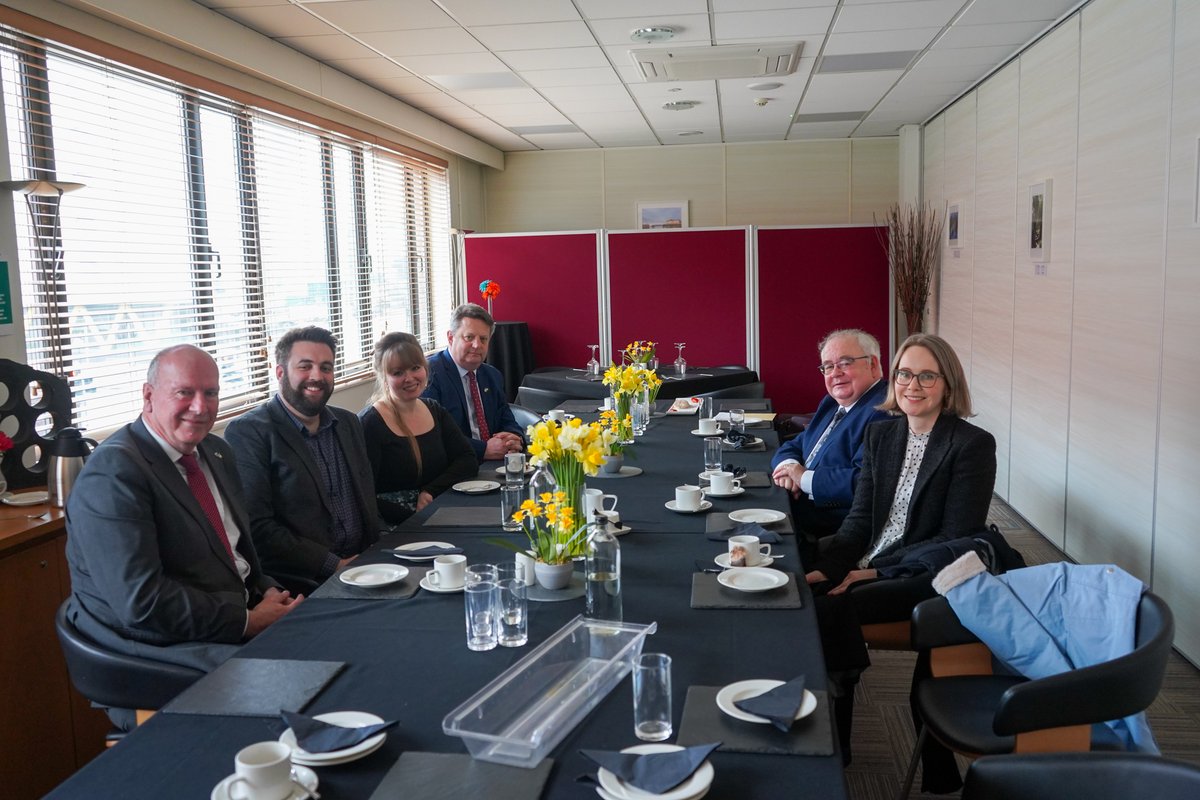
[818,51,919,73]
[426,72,527,91]
[822,28,941,56]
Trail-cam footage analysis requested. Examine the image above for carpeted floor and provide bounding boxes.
[843,497,1200,799]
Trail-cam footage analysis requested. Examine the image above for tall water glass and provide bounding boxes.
[466,563,497,585]
[632,398,650,436]
[464,581,499,651]
[504,452,526,487]
[495,562,528,647]
[698,396,714,422]
[632,653,673,741]
[728,408,746,436]
[501,485,524,532]
[704,437,723,476]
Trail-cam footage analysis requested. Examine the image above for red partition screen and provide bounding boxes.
[464,233,600,368]
[757,226,890,414]
[607,229,748,367]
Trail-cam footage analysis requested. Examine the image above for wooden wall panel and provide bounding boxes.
[850,138,900,224]
[603,146,728,230]
[1065,0,1172,576]
[970,63,1019,500]
[484,150,604,232]
[937,95,977,369]
[726,141,851,226]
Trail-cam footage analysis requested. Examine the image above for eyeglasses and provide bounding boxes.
[894,368,943,388]
[817,355,871,375]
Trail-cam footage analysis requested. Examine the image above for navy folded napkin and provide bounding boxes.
[580,743,721,794]
[705,521,781,544]
[281,710,398,753]
[392,545,464,558]
[732,676,807,733]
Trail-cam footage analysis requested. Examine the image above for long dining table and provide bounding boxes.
[46,406,846,800]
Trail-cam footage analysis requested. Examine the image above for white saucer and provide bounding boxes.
[608,524,632,537]
[703,486,745,498]
[597,743,714,800]
[714,552,774,569]
[419,575,463,593]
[212,765,318,800]
[339,564,408,587]
[391,541,456,562]
[589,466,643,479]
[452,480,500,494]
[717,567,789,593]
[2,491,49,506]
[494,465,534,475]
[697,471,723,483]
[542,413,577,421]
[690,428,724,437]
[727,508,786,525]
[664,500,712,514]
[279,711,387,766]
[715,680,818,725]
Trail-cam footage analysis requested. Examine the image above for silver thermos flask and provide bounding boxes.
[48,426,98,508]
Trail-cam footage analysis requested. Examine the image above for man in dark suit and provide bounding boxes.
[65,345,301,682]
[423,303,523,461]
[225,327,378,592]
[771,329,890,555]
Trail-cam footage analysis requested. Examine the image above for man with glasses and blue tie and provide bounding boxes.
[772,329,890,563]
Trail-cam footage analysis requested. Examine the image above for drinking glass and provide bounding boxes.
[632,395,650,436]
[728,408,746,436]
[704,437,723,476]
[673,342,687,377]
[504,452,526,487]
[632,653,673,741]
[466,563,497,585]
[587,344,601,377]
[495,563,528,647]
[501,485,524,531]
[698,396,714,422]
[464,581,499,651]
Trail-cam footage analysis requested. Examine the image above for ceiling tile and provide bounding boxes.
[396,52,509,74]
[197,0,291,7]
[523,132,599,149]
[519,67,624,88]
[371,74,442,94]
[453,87,544,105]
[800,70,902,113]
[305,0,456,32]
[567,111,655,135]
[276,34,379,60]
[957,0,1077,26]
[471,102,571,126]
[470,21,598,52]
[502,47,612,71]
[834,0,963,33]
[587,15,712,47]
[823,27,940,55]
[713,8,836,41]
[438,0,582,26]
[576,0,708,20]
[540,84,638,112]
[937,20,1050,48]
[818,51,918,73]
[357,28,484,57]
[220,5,336,37]
[914,44,1016,68]
[711,0,835,11]
[324,56,415,81]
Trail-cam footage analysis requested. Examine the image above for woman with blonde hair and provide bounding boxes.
[359,332,477,523]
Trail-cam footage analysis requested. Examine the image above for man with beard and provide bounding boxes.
[225,327,379,591]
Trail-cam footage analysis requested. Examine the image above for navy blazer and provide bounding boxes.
[771,380,890,509]
[813,413,997,585]
[224,397,380,585]
[423,348,521,460]
[64,418,277,671]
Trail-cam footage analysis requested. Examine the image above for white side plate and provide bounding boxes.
[716,567,789,593]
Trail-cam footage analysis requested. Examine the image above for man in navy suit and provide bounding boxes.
[423,303,523,461]
[772,329,890,556]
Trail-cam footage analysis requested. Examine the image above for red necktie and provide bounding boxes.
[178,452,236,565]
[468,371,491,441]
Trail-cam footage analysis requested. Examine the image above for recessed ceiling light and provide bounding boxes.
[631,26,676,43]
[677,130,704,136]
[667,87,683,93]
[747,81,782,91]
[662,100,699,111]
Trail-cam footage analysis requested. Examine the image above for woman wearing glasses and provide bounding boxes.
[806,332,996,791]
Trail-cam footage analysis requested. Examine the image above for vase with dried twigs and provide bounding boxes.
[875,203,943,335]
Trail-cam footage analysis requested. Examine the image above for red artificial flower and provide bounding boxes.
[0,432,13,452]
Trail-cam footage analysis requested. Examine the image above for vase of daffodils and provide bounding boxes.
[598,408,631,472]
[603,362,662,439]
[507,490,586,589]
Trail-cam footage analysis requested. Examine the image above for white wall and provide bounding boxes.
[924,0,1200,661]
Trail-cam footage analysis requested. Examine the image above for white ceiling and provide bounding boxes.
[192,0,1081,152]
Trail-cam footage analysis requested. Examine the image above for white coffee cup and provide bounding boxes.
[728,534,771,567]
[514,551,537,586]
[697,417,719,435]
[601,396,613,411]
[428,553,467,589]
[582,488,619,521]
[229,741,293,800]
[548,408,566,422]
[675,485,702,511]
[708,471,742,495]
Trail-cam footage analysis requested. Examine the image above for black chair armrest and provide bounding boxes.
[910,595,982,650]
[847,574,936,625]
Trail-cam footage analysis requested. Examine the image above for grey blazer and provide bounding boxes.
[64,418,277,671]
[813,413,997,585]
[223,398,379,585]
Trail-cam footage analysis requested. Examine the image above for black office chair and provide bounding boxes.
[515,385,573,413]
[509,403,541,436]
[962,753,1200,800]
[55,600,204,737]
[899,591,1174,798]
[693,381,766,400]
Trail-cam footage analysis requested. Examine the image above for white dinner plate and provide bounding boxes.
[2,491,49,506]
[419,575,463,594]
[716,567,789,593]
[727,508,786,525]
[597,744,715,800]
[690,428,724,437]
[452,480,500,494]
[338,564,408,588]
[391,541,456,562]
[664,500,712,514]
[211,765,318,800]
[714,552,774,570]
[715,680,818,725]
[279,711,388,765]
[703,486,745,499]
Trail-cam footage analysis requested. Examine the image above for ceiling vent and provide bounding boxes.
[631,42,803,82]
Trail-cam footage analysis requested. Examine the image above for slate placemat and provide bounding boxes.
[369,752,553,800]
[705,514,794,535]
[737,470,772,488]
[423,506,500,527]
[689,572,803,609]
[310,565,427,600]
[161,657,344,717]
[717,400,772,412]
[559,399,602,413]
[676,685,834,756]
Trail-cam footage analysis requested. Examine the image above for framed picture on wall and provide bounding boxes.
[637,201,688,230]
[1029,180,1052,260]
[947,203,961,247]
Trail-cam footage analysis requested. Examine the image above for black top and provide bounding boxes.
[358,399,478,523]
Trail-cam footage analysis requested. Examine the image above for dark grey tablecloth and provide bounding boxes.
[521,366,760,400]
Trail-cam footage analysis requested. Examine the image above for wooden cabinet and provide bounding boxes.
[0,512,109,799]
